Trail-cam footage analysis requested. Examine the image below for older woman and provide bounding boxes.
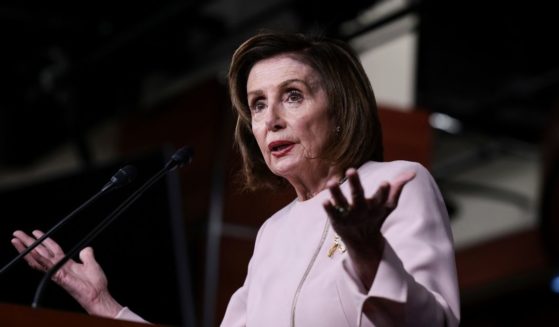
[12,32,460,326]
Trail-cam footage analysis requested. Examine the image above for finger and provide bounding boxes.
[79,246,104,276]
[327,179,349,208]
[11,238,44,270]
[12,230,38,248]
[17,243,53,271]
[323,200,339,220]
[368,182,389,208]
[11,237,27,254]
[30,230,56,257]
[347,168,366,208]
[30,249,56,270]
[79,247,96,266]
[12,230,54,260]
[394,170,416,185]
[11,232,58,271]
[32,230,65,257]
[323,200,351,227]
[387,171,416,208]
[22,237,54,260]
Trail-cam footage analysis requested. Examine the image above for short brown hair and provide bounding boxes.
[228,31,383,190]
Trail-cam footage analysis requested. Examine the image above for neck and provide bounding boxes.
[287,165,343,201]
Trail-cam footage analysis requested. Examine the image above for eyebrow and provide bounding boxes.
[247,78,312,99]
[279,78,309,88]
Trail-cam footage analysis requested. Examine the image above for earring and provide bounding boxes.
[335,126,341,134]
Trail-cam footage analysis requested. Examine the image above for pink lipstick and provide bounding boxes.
[268,141,295,157]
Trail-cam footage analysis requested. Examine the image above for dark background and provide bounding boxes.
[416,1,559,142]
[1,1,559,326]
[0,0,557,168]
[0,150,189,326]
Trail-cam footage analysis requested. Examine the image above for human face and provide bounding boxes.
[247,54,334,182]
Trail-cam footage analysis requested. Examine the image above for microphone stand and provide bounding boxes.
[32,146,192,308]
[0,165,137,276]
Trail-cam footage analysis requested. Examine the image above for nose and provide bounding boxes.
[264,102,285,132]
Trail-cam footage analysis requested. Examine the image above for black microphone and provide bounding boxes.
[0,165,137,276]
[165,146,194,170]
[31,146,193,308]
[101,165,138,192]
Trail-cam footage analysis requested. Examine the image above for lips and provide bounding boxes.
[268,140,295,157]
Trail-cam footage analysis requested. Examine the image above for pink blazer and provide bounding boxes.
[221,161,460,326]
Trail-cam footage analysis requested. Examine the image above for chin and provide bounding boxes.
[268,159,302,179]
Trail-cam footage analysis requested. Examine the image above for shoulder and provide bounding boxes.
[355,160,441,204]
[254,199,296,238]
[357,160,432,183]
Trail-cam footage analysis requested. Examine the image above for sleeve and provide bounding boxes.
[115,307,150,324]
[221,282,249,326]
[335,162,460,327]
[220,218,271,327]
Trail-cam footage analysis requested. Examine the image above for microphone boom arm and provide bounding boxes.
[0,165,137,276]
[31,146,192,308]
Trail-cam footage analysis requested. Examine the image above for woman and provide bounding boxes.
[12,32,460,326]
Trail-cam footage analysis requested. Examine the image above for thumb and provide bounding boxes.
[387,171,416,208]
[79,247,97,265]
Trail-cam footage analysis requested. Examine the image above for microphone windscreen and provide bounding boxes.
[171,146,194,168]
[111,165,138,189]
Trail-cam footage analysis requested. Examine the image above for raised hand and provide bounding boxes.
[11,230,123,317]
[323,168,416,288]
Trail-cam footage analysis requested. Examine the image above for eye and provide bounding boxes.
[285,90,303,103]
[250,99,266,113]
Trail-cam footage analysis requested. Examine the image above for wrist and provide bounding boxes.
[346,235,385,289]
[84,290,123,318]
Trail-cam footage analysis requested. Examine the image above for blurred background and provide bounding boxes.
[1,0,558,326]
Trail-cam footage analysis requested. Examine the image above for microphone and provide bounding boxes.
[101,165,138,192]
[0,165,137,276]
[31,146,193,308]
[165,146,194,170]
